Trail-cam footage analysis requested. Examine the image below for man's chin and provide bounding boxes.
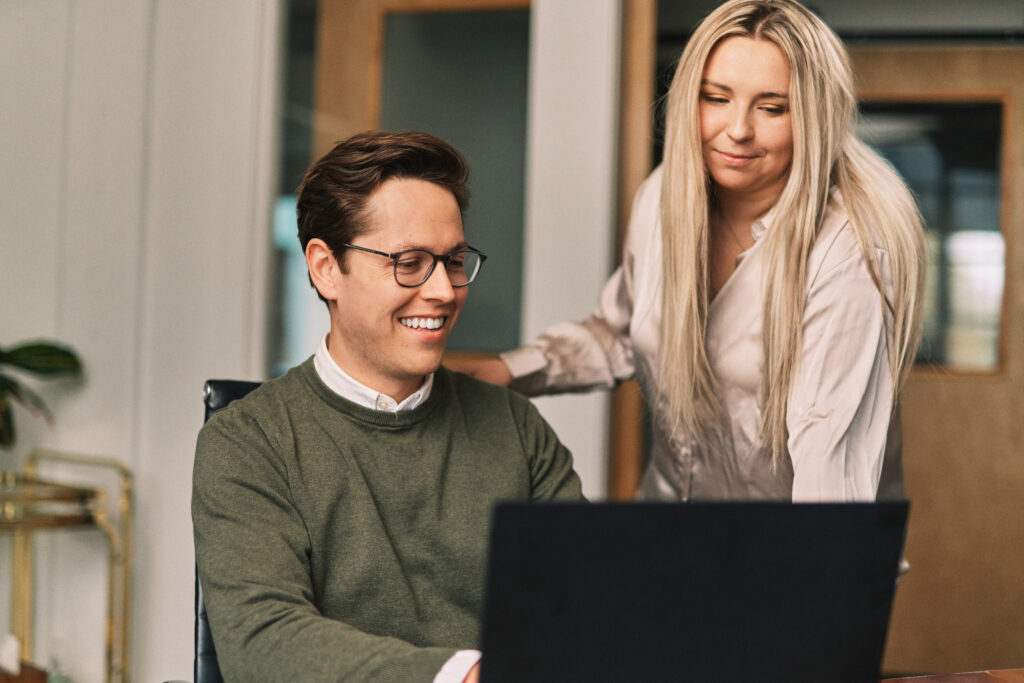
[407,353,446,377]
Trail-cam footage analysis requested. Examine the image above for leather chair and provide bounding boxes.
[195,380,261,683]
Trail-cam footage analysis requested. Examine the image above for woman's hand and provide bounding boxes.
[446,356,513,387]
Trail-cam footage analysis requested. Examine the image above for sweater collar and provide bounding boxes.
[313,334,433,413]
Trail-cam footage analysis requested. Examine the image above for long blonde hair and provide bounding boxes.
[659,0,925,466]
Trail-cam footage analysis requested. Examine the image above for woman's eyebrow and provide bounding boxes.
[701,80,788,101]
[701,79,732,92]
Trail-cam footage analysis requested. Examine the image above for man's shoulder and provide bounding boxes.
[436,365,541,425]
[200,359,320,432]
[439,365,523,402]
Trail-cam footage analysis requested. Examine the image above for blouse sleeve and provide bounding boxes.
[500,170,664,397]
[787,236,895,502]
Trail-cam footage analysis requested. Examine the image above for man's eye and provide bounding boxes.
[396,257,425,272]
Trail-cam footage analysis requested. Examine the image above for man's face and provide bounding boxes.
[326,177,468,401]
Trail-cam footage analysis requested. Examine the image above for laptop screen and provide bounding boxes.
[480,501,908,683]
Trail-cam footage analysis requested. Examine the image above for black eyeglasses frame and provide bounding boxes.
[339,243,487,288]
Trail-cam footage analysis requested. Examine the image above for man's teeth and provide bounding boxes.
[400,317,444,330]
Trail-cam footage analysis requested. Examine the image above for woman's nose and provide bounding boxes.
[728,110,754,141]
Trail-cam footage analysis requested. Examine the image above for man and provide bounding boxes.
[192,131,584,682]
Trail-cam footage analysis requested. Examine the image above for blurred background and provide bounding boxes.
[2,1,1021,680]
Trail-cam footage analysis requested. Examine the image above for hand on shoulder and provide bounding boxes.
[446,355,513,387]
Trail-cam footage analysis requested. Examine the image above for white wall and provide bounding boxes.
[1,0,621,680]
[1,1,280,681]
[523,0,622,499]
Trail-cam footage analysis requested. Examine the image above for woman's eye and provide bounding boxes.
[701,93,728,104]
[761,105,788,115]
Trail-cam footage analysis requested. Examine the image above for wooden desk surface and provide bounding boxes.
[884,670,1024,682]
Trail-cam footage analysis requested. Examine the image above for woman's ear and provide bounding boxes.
[305,238,340,302]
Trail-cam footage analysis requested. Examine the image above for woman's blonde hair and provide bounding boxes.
[659,0,925,466]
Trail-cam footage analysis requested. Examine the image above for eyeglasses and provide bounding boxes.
[341,243,487,288]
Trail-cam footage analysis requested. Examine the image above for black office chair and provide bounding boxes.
[195,379,261,683]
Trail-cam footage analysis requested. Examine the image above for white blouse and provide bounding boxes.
[502,166,902,502]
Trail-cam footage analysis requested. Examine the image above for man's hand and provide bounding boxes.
[446,356,513,387]
[463,661,481,683]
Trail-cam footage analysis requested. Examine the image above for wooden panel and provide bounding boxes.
[315,0,528,158]
[850,47,1024,674]
[884,670,1024,682]
[608,0,656,500]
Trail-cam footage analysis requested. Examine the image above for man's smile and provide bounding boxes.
[399,316,447,330]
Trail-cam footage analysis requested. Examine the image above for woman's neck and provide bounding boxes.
[712,185,779,228]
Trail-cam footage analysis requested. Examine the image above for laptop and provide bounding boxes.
[479,501,908,683]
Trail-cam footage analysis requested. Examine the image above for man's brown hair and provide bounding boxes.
[296,130,470,273]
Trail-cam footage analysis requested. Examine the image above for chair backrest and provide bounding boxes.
[195,380,261,683]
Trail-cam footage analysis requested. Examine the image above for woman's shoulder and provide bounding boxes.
[622,166,666,248]
[631,165,664,213]
[807,198,867,281]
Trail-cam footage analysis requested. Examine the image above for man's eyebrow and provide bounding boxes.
[700,79,789,100]
[393,240,468,252]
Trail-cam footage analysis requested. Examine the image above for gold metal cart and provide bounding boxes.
[1,450,132,683]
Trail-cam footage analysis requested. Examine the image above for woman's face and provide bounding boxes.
[699,36,793,204]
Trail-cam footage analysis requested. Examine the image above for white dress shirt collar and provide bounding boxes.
[313,335,433,412]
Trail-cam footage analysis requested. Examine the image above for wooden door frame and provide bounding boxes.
[608,0,656,499]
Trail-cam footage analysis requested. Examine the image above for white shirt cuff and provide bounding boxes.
[433,649,481,683]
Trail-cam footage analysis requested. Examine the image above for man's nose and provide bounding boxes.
[419,262,456,301]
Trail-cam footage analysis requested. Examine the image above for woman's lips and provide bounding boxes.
[716,149,759,165]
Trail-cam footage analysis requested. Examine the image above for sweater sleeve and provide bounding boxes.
[507,394,586,502]
[192,410,455,683]
[500,170,663,397]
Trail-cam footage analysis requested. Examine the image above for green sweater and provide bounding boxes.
[192,360,584,682]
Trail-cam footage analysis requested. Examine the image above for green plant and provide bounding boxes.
[0,341,82,449]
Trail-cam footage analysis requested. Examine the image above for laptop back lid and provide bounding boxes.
[480,501,908,683]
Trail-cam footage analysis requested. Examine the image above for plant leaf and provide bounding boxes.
[0,341,82,376]
[0,397,14,448]
[0,374,54,423]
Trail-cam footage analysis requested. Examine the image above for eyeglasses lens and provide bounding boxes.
[393,250,482,287]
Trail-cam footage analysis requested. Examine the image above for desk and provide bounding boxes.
[884,671,1024,682]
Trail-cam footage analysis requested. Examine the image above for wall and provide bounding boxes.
[1,1,280,681]
[380,9,531,354]
[522,0,622,497]
[1,0,622,680]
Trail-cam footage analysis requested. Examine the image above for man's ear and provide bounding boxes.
[305,238,341,302]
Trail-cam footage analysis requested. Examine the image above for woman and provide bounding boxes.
[460,0,925,502]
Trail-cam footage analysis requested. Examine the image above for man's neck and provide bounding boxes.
[317,335,429,407]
